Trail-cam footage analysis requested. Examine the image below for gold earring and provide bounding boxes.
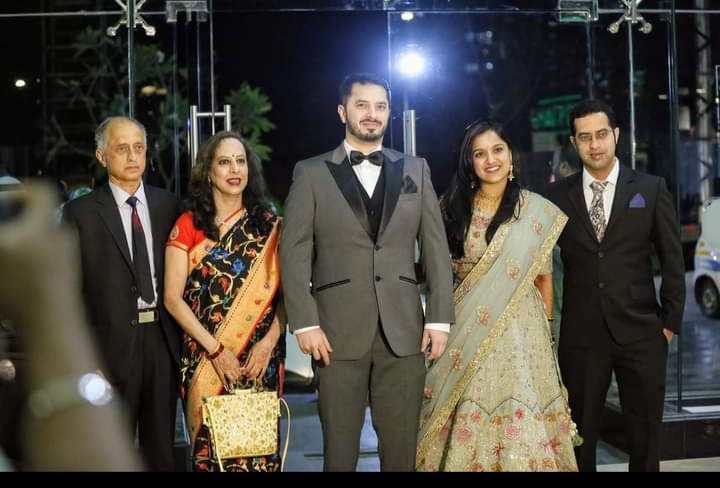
[508,167,515,181]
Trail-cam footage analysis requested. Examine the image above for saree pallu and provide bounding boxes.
[179,212,284,472]
[417,192,577,472]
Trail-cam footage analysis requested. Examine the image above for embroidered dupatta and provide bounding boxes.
[416,192,568,466]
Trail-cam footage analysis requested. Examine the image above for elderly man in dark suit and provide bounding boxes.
[546,99,685,472]
[62,116,182,471]
[280,74,454,471]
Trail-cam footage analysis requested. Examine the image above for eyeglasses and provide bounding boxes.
[575,129,613,144]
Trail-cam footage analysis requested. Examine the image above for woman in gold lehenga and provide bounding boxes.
[416,121,578,472]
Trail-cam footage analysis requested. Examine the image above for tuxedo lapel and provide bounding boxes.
[567,173,598,242]
[325,144,373,238]
[96,184,133,270]
[379,149,403,238]
[604,165,634,239]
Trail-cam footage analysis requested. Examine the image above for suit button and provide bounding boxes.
[598,282,605,289]
[131,319,137,326]
[598,251,604,258]
[130,285,137,293]
[375,245,381,251]
[369,210,376,216]
[375,275,381,282]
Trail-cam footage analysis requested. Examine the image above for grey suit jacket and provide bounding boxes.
[280,143,454,360]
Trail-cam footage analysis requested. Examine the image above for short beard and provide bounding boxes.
[347,119,386,143]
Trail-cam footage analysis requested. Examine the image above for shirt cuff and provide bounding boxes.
[294,325,320,335]
[424,323,450,333]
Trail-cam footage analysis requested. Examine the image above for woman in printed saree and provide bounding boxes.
[416,121,578,472]
[164,131,285,472]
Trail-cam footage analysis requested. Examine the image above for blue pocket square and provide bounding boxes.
[629,193,645,208]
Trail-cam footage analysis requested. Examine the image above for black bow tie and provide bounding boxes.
[349,150,384,167]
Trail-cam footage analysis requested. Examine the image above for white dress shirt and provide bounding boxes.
[108,181,158,309]
[582,158,620,225]
[345,140,383,197]
[294,140,449,335]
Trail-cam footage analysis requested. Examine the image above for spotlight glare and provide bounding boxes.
[14,79,27,89]
[400,12,415,22]
[397,51,426,78]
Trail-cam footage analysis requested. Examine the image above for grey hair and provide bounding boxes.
[94,116,147,151]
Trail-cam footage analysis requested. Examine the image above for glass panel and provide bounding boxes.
[673,9,720,416]
[388,10,592,198]
[587,12,680,413]
[0,11,183,187]
[2,3,719,465]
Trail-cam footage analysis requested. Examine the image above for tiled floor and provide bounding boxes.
[278,393,720,471]
[281,393,380,472]
[597,455,720,472]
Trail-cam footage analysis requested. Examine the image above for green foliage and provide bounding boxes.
[225,82,276,162]
[46,27,275,189]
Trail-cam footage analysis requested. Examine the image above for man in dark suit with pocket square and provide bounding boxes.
[546,99,685,471]
[280,74,454,471]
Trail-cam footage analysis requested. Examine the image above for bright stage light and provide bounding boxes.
[397,51,426,78]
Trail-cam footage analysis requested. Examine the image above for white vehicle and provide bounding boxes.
[693,198,720,318]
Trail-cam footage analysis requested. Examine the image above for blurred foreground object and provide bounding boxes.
[0,183,141,471]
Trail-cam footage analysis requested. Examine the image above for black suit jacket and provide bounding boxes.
[62,183,182,383]
[546,165,685,346]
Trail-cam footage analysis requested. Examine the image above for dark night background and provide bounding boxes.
[1,0,719,207]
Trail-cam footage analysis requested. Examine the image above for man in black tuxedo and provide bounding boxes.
[62,117,182,471]
[546,99,685,472]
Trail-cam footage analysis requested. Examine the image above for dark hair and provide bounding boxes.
[338,73,391,106]
[441,120,522,259]
[568,98,618,135]
[188,131,273,241]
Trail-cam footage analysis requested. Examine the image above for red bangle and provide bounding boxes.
[207,343,224,360]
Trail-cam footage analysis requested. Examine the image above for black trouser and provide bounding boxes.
[559,324,668,472]
[116,323,179,472]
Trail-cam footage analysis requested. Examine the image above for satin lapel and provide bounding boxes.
[379,151,403,237]
[325,145,373,238]
[145,185,163,274]
[567,173,598,242]
[96,184,133,269]
[604,165,634,239]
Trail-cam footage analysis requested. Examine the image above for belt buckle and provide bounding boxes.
[138,309,156,324]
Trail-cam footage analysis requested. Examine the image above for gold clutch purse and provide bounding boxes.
[202,383,290,471]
